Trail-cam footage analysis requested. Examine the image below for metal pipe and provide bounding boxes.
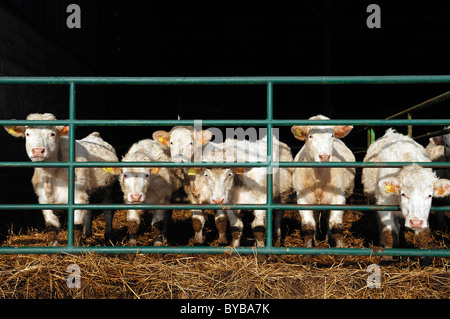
[413,128,450,141]
[266,82,274,248]
[0,245,448,257]
[386,91,450,120]
[67,82,76,247]
[0,203,448,211]
[0,161,449,168]
[1,75,450,85]
[0,119,448,126]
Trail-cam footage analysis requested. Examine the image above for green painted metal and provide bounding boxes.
[0,246,448,257]
[1,75,450,85]
[0,76,449,257]
[0,203,449,211]
[1,119,449,126]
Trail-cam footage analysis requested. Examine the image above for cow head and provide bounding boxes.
[379,164,450,231]
[430,126,450,160]
[105,154,160,204]
[153,126,212,163]
[291,115,353,162]
[4,113,69,162]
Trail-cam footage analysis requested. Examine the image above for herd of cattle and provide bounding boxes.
[3,113,450,251]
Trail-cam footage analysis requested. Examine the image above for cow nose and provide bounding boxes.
[409,218,424,228]
[31,147,46,157]
[212,198,225,204]
[130,193,143,202]
[319,154,331,162]
[173,155,186,163]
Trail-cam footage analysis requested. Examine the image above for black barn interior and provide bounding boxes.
[0,0,449,240]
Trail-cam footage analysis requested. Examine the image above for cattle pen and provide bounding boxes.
[0,75,449,258]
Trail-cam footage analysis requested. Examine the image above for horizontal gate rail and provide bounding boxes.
[1,75,450,84]
[0,246,449,257]
[0,119,449,126]
[0,161,449,168]
[0,204,449,212]
[0,75,449,257]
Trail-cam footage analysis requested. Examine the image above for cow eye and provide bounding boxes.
[50,132,56,137]
[309,135,313,139]
[401,193,407,198]
[228,172,233,177]
[426,194,432,199]
[26,132,30,137]
[189,142,193,145]
[123,174,128,179]
[145,173,150,178]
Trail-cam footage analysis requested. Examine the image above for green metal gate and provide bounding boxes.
[0,76,449,257]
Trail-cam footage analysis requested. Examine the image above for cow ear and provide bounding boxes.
[431,136,444,146]
[153,130,170,146]
[234,167,251,174]
[333,125,353,138]
[4,125,26,138]
[184,167,202,175]
[433,179,450,198]
[378,177,400,194]
[103,167,122,175]
[195,129,213,145]
[291,126,308,141]
[57,126,70,136]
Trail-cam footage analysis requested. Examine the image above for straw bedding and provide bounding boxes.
[0,209,449,299]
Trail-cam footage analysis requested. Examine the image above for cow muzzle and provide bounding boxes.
[31,147,46,158]
[408,218,425,229]
[129,193,144,203]
[318,154,331,162]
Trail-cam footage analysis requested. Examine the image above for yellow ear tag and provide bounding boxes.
[60,126,70,136]
[9,127,21,135]
[385,183,398,194]
[188,168,197,175]
[295,128,302,138]
[158,137,169,146]
[236,167,244,174]
[437,186,446,196]
[103,167,115,174]
[151,167,159,174]
[201,137,205,145]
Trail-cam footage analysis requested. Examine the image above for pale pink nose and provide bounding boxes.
[31,147,46,157]
[212,198,224,204]
[319,154,331,162]
[409,219,424,228]
[130,193,143,202]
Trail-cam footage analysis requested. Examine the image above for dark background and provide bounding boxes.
[0,0,449,236]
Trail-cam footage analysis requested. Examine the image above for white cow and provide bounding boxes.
[290,115,355,248]
[187,135,292,248]
[153,126,293,247]
[152,126,222,245]
[5,113,118,246]
[362,128,450,249]
[425,126,450,180]
[106,139,182,246]
[188,139,293,249]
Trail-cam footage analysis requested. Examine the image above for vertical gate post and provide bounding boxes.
[266,82,273,248]
[67,82,76,247]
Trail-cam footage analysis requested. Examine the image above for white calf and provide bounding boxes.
[5,113,118,246]
[362,129,450,249]
[291,115,355,247]
[107,139,182,246]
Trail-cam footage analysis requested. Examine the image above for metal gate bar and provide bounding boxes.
[0,76,449,257]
